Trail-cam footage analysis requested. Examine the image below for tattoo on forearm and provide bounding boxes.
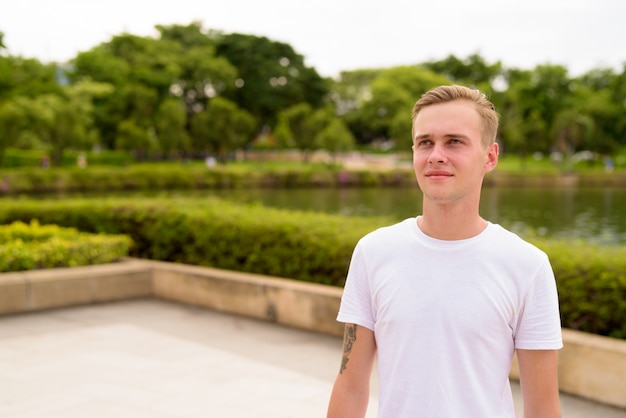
[340,324,357,374]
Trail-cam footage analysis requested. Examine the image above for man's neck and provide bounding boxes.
[418,202,487,241]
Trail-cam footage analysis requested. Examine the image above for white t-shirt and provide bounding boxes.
[337,218,563,418]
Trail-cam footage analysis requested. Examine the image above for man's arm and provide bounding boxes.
[516,349,561,418]
[327,323,377,418]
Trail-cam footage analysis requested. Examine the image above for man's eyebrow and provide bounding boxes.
[413,133,470,140]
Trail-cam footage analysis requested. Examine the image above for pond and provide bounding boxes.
[200,186,626,246]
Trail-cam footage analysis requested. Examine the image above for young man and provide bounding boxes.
[327,85,562,418]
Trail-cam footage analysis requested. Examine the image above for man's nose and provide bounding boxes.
[428,144,447,164]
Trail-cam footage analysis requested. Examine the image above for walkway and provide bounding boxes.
[0,300,624,417]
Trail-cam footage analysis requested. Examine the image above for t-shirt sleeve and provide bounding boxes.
[514,256,563,350]
[336,242,376,331]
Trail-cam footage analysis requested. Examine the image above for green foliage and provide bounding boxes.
[337,66,450,145]
[190,97,256,160]
[536,239,626,339]
[274,103,320,159]
[0,148,131,168]
[0,197,385,285]
[1,20,625,165]
[0,220,132,272]
[0,56,62,101]
[0,197,625,339]
[3,163,626,195]
[421,53,503,91]
[155,98,190,157]
[316,117,356,160]
[215,32,330,128]
[0,164,419,194]
[116,119,157,159]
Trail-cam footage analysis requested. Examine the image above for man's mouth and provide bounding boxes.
[425,171,453,179]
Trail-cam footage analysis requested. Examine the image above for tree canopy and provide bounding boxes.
[0,22,624,167]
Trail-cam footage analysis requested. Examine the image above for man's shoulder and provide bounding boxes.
[357,218,415,248]
[487,223,549,261]
[363,218,414,239]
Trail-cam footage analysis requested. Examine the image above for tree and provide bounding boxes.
[25,93,97,166]
[346,66,450,145]
[274,103,327,162]
[216,33,330,130]
[105,34,181,100]
[71,47,131,87]
[189,97,255,161]
[0,56,61,101]
[0,96,32,166]
[330,69,382,116]
[70,33,181,151]
[157,23,238,118]
[500,65,573,156]
[422,53,504,93]
[155,98,190,158]
[316,117,356,162]
[551,110,595,159]
[572,68,625,154]
[115,119,156,160]
[204,97,255,161]
[71,25,243,156]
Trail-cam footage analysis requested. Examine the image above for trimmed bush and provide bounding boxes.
[537,239,626,339]
[0,197,386,285]
[0,165,418,195]
[0,220,133,272]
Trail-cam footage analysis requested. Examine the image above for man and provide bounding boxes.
[327,85,562,418]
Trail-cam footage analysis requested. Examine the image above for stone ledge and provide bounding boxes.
[0,259,624,410]
[150,260,344,337]
[0,260,151,314]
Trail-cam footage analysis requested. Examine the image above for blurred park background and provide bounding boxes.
[1,17,626,341]
[0,20,624,170]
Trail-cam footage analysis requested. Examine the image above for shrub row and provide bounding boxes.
[0,197,385,285]
[0,197,624,339]
[0,165,417,195]
[1,149,131,168]
[0,220,133,272]
[538,239,626,339]
[3,164,626,196]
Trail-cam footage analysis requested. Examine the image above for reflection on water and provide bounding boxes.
[480,187,626,245]
[13,185,623,246]
[205,186,626,246]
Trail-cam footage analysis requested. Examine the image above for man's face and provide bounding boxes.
[411,100,498,205]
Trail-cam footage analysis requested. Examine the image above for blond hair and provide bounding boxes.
[412,85,499,146]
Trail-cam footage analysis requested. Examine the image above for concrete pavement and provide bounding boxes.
[0,299,624,418]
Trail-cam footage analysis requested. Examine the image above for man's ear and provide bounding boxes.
[484,142,499,173]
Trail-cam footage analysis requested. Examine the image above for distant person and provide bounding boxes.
[77,152,87,168]
[327,85,562,418]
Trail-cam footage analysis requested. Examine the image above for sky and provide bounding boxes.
[1,0,625,78]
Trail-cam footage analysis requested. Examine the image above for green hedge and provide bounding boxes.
[1,149,132,168]
[0,220,133,272]
[0,197,624,339]
[0,165,417,195]
[538,239,626,339]
[2,164,626,196]
[0,197,386,285]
